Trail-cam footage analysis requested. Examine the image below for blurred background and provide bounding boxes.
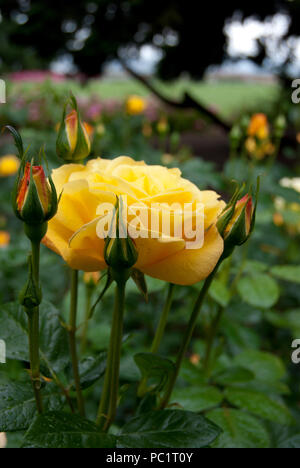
[1,0,300,449]
[1,0,300,163]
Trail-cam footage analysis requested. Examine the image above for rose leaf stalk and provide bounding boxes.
[96,197,138,431]
[159,267,218,409]
[160,180,259,409]
[56,93,94,415]
[11,136,58,414]
[69,269,86,417]
[20,254,43,414]
[138,282,175,397]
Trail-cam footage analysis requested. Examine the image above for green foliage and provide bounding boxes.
[207,409,270,448]
[0,81,300,448]
[118,410,221,448]
[22,412,116,448]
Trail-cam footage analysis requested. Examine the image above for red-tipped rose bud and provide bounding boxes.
[13,159,58,242]
[217,180,259,259]
[56,96,92,163]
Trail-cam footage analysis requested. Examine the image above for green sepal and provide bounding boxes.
[217,182,245,237]
[89,269,114,319]
[72,120,91,162]
[131,269,148,302]
[12,154,27,220]
[3,125,24,159]
[20,163,46,225]
[45,174,59,221]
[19,255,42,310]
[24,222,47,244]
[104,197,138,284]
[56,104,74,161]
[220,177,260,261]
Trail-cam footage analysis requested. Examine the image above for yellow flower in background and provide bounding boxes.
[0,155,20,177]
[43,156,225,285]
[245,137,256,155]
[273,212,284,227]
[248,113,269,140]
[245,114,275,160]
[161,153,175,165]
[126,95,146,115]
[0,231,10,248]
[157,117,169,135]
[83,271,101,286]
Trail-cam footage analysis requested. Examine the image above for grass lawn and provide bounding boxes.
[88,78,280,119]
[9,77,280,121]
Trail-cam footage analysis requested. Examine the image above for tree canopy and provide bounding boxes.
[0,0,299,78]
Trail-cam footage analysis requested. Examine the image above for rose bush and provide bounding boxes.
[43,156,225,285]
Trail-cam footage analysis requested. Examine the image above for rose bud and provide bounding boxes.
[56,96,92,163]
[13,159,58,242]
[104,197,138,284]
[274,115,286,140]
[217,180,259,259]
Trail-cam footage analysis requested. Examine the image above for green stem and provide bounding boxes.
[151,283,175,354]
[69,269,85,417]
[27,307,43,413]
[138,283,175,397]
[159,268,218,409]
[27,241,43,413]
[203,306,224,377]
[97,280,126,430]
[81,286,93,354]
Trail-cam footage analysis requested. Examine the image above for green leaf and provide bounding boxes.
[222,317,261,351]
[214,367,255,386]
[237,273,280,309]
[233,350,285,383]
[0,303,28,360]
[0,302,69,372]
[270,265,300,284]
[265,309,300,335]
[224,387,293,425]
[240,260,268,275]
[171,386,223,412]
[0,382,63,432]
[118,410,221,448]
[277,434,300,448]
[179,361,206,385]
[207,408,270,448]
[134,353,175,392]
[77,354,107,389]
[22,412,116,448]
[209,279,231,307]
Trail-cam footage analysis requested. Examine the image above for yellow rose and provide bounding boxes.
[43,157,225,285]
[0,155,20,177]
[126,96,146,116]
